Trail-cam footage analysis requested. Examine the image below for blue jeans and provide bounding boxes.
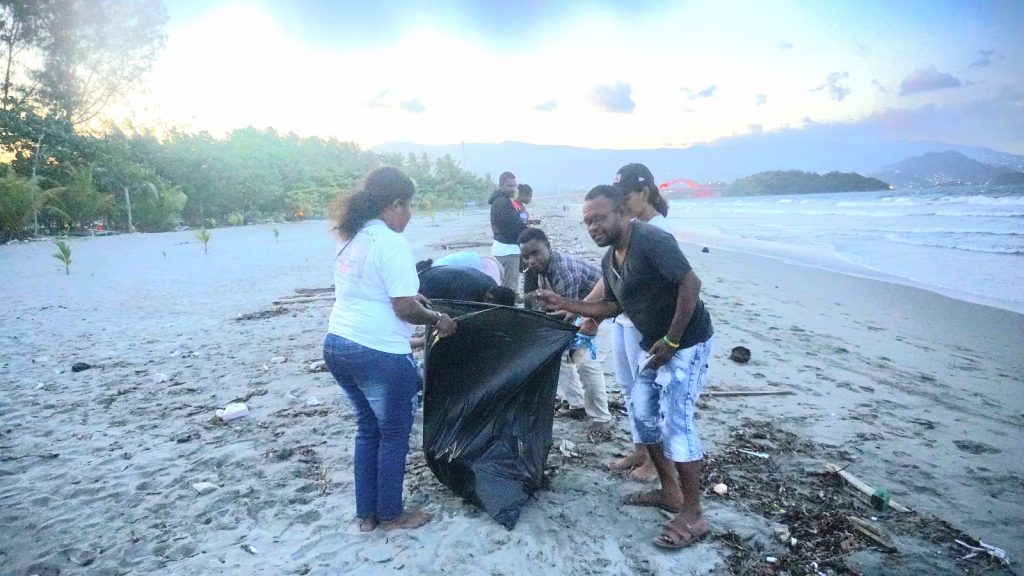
[323,333,421,521]
[633,337,714,463]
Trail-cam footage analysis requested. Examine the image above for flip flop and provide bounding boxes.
[621,489,683,514]
[653,519,710,550]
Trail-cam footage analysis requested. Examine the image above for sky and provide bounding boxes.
[111,0,1024,153]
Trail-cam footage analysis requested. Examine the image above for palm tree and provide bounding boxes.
[195,227,211,254]
[52,240,72,275]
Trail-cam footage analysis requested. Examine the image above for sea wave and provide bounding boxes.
[936,195,1024,206]
[881,233,1024,255]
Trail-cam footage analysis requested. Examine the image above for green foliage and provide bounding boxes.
[133,181,187,232]
[5,0,168,124]
[2,105,490,236]
[0,173,34,240]
[384,153,491,211]
[194,227,210,254]
[728,170,890,196]
[51,238,71,274]
[52,165,112,229]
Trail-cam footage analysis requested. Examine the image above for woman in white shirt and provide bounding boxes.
[324,167,457,532]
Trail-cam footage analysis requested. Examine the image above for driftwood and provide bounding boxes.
[704,389,795,397]
[825,463,911,512]
[847,516,898,551]
[294,286,333,295]
[273,295,334,305]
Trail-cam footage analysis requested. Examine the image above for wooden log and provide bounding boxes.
[704,390,795,397]
[273,295,334,305]
[294,286,334,295]
[825,463,911,512]
[847,516,898,551]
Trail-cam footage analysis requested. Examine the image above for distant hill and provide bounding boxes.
[989,171,1024,186]
[727,171,890,196]
[872,151,1020,188]
[374,132,1024,191]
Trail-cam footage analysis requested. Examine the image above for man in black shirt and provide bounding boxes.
[530,184,714,550]
[418,266,515,306]
[489,171,528,290]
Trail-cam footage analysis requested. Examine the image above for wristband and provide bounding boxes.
[662,335,680,349]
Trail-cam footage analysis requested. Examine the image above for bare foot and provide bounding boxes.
[627,460,659,482]
[358,517,378,532]
[607,447,647,471]
[380,509,432,531]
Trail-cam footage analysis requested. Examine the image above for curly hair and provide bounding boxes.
[333,167,415,240]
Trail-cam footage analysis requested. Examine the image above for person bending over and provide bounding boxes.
[418,265,515,306]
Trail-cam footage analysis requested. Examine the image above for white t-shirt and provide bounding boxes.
[328,220,419,354]
[615,214,676,327]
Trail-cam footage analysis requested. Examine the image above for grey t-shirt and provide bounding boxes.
[602,221,713,350]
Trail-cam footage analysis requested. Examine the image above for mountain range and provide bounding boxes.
[375,129,1024,191]
[872,151,1024,188]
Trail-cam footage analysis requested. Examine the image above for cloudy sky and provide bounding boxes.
[114,0,1024,153]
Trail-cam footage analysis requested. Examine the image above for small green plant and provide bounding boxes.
[52,240,72,275]
[195,227,211,254]
[272,226,279,242]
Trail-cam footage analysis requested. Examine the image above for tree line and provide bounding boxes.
[727,170,890,196]
[1,1,493,241]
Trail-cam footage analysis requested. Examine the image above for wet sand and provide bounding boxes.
[1,206,1021,575]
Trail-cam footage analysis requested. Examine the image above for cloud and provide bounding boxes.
[899,66,961,95]
[969,49,1000,68]
[777,40,793,50]
[401,99,426,113]
[747,124,763,134]
[590,82,634,113]
[759,90,1024,153]
[367,90,389,108]
[811,72,850,101]
[680,85,717,101]
[755,94,768,106]
[365,91,425,113]
[533,99,557,112]
[872,79,890,94]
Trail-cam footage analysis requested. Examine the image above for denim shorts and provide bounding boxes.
[632,337,713,463]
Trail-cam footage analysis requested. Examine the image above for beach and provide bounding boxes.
[1,204,1022,575]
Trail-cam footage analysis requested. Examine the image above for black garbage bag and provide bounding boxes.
[423,300,577,529]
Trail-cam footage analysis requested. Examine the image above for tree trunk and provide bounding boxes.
[124,186,134,232]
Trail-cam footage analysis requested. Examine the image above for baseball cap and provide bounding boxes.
[612,163,655,192]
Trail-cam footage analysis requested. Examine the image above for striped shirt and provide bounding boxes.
[524,251,602,310]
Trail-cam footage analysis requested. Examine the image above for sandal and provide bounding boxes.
[380,509,432,531]
[621,489,683,513]
[654,519,710,550]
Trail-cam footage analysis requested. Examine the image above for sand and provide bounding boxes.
[1,205,1021,575]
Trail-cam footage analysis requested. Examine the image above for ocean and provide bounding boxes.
[664,185,1024,314]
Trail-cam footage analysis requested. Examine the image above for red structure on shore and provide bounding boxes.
[658,178,722,198]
